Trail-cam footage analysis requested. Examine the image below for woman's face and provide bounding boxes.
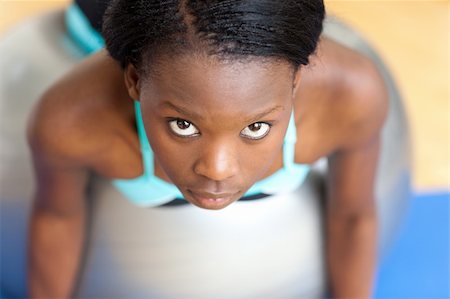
[126,54,299,210]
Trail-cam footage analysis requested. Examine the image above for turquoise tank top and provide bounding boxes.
[111,102,310,207]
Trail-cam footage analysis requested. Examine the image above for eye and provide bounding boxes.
[240,122,271,140]
[168,119,200,137]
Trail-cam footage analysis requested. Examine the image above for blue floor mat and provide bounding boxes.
[375,192,449,299]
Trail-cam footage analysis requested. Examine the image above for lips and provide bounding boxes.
[190,190,236,200]
[187,189,240,209]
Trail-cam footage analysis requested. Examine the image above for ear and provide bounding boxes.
[292,67,302,96]
[124,64,141,100]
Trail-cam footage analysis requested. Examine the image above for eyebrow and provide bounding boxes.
[244,105,284,123]
[161,101,205,120]
[161,101,284,123]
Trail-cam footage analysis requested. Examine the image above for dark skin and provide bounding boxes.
[27,37,388,298]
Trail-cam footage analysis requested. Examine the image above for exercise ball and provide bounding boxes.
[0,9,411,299]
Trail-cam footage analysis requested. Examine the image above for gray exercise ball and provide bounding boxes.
[0,10,411,299]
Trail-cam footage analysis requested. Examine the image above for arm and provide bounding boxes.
[326,137,380,299]
[27,97,91,299]
[325,60,388,299]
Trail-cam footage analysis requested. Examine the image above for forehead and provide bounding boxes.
[141,54,294,116]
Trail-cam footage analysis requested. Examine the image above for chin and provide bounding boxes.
[194,200,236,210]
[189,196,237,210]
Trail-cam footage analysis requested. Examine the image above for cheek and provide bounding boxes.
[145,120,195,183]
[235,133,285,183]
[249,130,286,179]
[252,144,282,179]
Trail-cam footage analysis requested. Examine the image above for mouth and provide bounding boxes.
[187,189,240,209]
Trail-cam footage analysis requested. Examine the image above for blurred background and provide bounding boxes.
[0,0,448,192]
[0,1,448,298]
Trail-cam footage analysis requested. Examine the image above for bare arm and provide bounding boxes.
[326,137,381,299]
[27,96,91,299]
[325,59,388,299]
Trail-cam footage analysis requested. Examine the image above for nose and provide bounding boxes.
[193,140,239,182]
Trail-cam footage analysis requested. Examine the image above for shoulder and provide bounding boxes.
[27,82,100,167]
[317,38,389,150]
[27,51,130,167]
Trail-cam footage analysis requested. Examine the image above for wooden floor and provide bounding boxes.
[0,0,448,191]
[325,1,449,191]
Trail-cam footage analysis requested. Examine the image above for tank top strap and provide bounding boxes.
[283,110,297,169]
[134,101,154,177]
[65,3,104,54]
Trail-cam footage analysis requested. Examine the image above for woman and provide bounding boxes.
[27,0,387,298]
